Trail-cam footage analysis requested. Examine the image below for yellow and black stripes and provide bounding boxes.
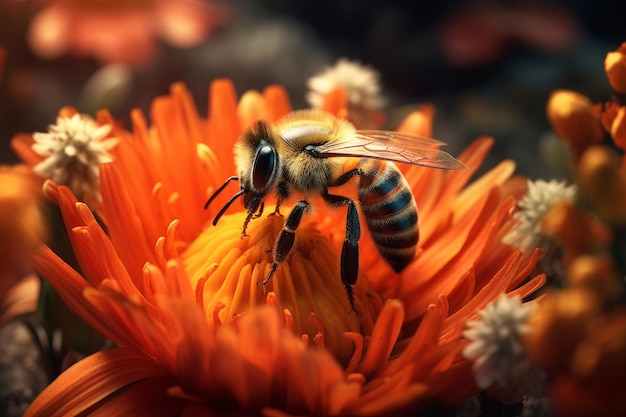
[357,160,419,272]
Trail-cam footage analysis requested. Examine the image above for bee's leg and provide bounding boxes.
[322,192,360,314]
[252,201,265,219]
[241,196,262,238]
[241,210,256,238]
[328,168,363,187]
[259,200,310,293]
[270,181,290,217]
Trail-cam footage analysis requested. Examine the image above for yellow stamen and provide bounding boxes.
[182,207,382,365]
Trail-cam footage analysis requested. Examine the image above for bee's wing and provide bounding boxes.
[313,130,467,170]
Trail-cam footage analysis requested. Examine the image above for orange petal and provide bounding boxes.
[356,299,404,377]
[263,84,292,121]
[237,90,269,129]
[320,86,349,119]
[396,104,435,138]
[87,375,183,417]
[24,348,169,417]
[99,164,158,290]
[207,78,240,173]
[33,246,110,336]
[10,133,41,167]
[384,302,445,377]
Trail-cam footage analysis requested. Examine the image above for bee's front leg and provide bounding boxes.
[241,195,263,238]
[252,201,265,219]
[259,200,310,292]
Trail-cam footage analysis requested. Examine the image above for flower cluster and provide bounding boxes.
[10,67,546,415]
[524,42,626,417]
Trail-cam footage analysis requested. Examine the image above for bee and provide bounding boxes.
[205,109,466,311]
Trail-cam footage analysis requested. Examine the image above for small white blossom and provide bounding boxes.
[502,179,576,254]
[31,113,117,202]
[463,294,534,389]
[306,58,386,110]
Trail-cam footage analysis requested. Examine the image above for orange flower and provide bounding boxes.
[18,80,544,416]
[26,0,230,67]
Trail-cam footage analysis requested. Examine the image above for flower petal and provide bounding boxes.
[87,375,183,417]
[24,348,169,417]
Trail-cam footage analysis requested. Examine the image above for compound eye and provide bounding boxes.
[252,144,276,191]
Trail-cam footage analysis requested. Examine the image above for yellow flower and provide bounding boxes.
[20,80,544,416]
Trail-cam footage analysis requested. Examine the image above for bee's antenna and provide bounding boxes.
[212,189,245,226]
[204,176,240,209]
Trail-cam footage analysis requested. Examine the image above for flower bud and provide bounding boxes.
[546,90,604,158]
[605,42,626,94]
[577,145,626,225]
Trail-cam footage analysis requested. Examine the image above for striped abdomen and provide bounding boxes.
[357,160,419,272]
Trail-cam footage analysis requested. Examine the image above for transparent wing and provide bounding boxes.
[313,130,467,170]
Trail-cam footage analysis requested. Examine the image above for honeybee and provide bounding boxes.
[205,109,466,311]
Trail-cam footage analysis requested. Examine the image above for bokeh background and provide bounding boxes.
[1,0,625,181]
[1,1,626,416]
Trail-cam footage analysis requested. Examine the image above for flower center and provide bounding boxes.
[181,207,383,365]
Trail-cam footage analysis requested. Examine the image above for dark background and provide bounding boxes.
[0,0,623,177]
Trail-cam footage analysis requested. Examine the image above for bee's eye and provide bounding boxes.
[252,144,276,190]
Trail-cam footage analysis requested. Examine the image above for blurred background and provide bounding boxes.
[0,0,624,178]
[1,1,626,416]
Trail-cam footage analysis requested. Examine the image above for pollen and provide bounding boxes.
[31,112,118,202]
[181,206,382,365]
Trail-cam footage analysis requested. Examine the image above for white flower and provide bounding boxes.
[306,58,386,110]
[32,113,118,202]
[462,294,534,389]
[502,179,576,254]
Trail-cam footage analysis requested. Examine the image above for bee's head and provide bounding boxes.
[206,120,282,227]
[236,121,281,205]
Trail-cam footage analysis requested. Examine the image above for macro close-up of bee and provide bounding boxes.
[205,109,467,311]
